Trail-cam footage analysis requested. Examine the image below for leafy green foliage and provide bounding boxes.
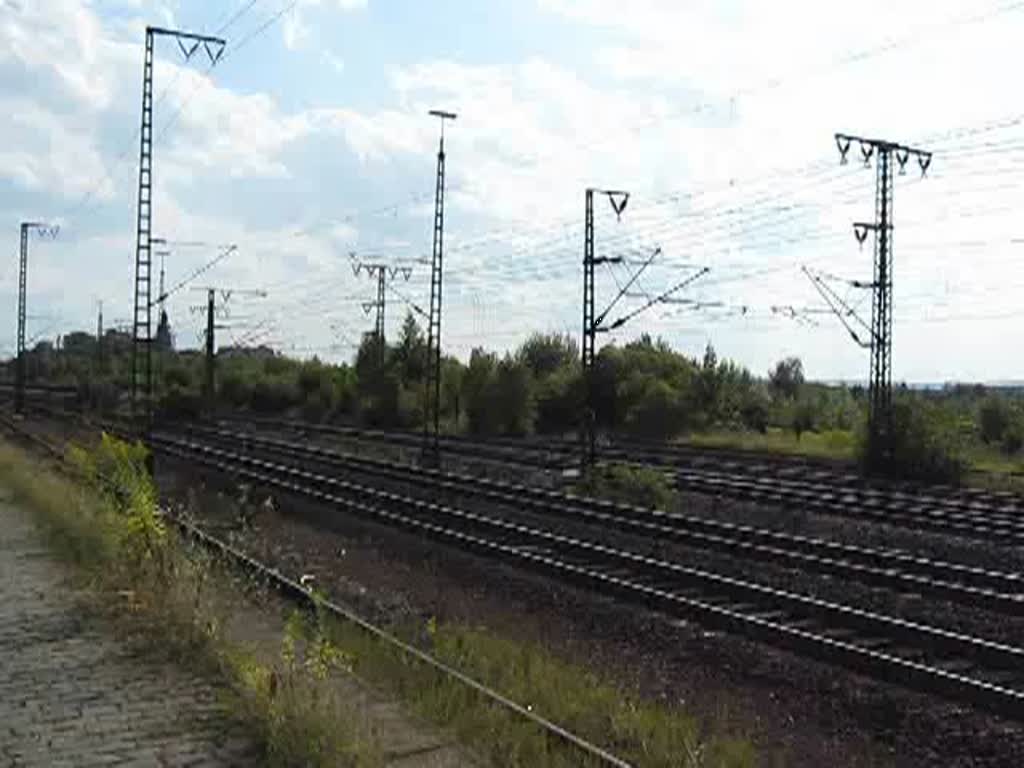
[1002,415,1024,455]
[2,438,381,767]
[791,398,817,441]
[68,433,166,566]
[576,463,676,510]
[517,332,578,378]
[859,397,967,484]
[24,311,1024,484]
[768,356,804,400]
[979,395,1012,445]
[739,395,770,433]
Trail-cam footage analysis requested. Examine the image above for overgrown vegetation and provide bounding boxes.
[17,315,1024,484]
[0,436,381,767]
[858,397,968,485]
[575,463,677,510]
[15,321,855,443]
[319,615,757,768]
[1,435,760,766]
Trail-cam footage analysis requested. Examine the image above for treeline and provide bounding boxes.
[14,313,860,440]
[11,311,1024,485]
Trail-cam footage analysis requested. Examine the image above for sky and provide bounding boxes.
[3,0,1024,383]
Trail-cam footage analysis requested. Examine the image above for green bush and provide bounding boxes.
[159,385,203,421]
[979,395,1012,444]
[534,367,580,435]
[739,397,769,434]
[858,398,966,484]
[622,377,691,441]
[791,398,817,441]
[218,369,254,409]
[576,463,676,510]
[251,375,299,414]
[1001,413,1024,455]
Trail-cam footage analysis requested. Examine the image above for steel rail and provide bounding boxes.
[0,414,635,768]
[10,393,1024,538]
[213,413,1024,513]
[176,423,1024,615]
[151,433,1024,719]
[673,468,1024,543]
[266,417,1024,541]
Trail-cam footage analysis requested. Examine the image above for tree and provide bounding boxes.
[740,391,770,433]
[978,395,1011,444]
[769,356,804,399]
[535,366,581,435]
[623,376,690,441]
[493,356,535,435]
[463,348,499,434]
[792,398,816,441]
[860,396,966,484]
[297,359,337,421]
[440,356,465,430]
[354,332,387,383]
[696,341,722,426]
[517,333,578,379]
[62,331,95,357]
[395,311,427,382]
[1002,414,1024,455]
[155,309,174,351]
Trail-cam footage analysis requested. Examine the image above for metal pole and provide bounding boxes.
[377,267,386,368]
[132,27,155,431]
[15,223,28,415]
[582,189,595,468]
[96,300,104,375]
[131,26,224,441]
[869,148,894,459]
[205,288,215,412]
[579,188,629,468]
[834,133,931,465]
[424,110,456,464]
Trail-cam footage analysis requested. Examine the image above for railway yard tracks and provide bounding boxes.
[239,414,1024,544]
[184,423,1024,614]
[5,401,1024,721]
[144,424,1024,719]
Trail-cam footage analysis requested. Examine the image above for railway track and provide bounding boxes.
[175,423,1024,616]
[13,395,1024,543]
[144,429,1024,719]
[10,406,1024,718]
[225,414,1024,505]
[213,413,850,476]
[25,402,1024,617]
[8,386,1023,501]
[213,415,1024,545]
[0,414,635,768]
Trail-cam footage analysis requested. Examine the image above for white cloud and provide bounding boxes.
[282,8,310,51]
[3,0,1024,379]
[158,64,314,179]
[0,99,113,199]
[283,0,368,50]
[323,50,345,74]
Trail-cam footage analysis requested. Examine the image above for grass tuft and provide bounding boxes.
[317,615,757,768]
[0,436,381,767]
[0,434,760,767]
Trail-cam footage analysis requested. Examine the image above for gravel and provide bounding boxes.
[155,454,1024,768]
